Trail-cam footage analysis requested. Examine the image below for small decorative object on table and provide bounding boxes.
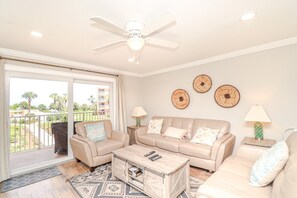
[244,105,271,140]
[131,106,147,127]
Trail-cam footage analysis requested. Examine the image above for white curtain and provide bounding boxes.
[0,59,10,182]
[115,75,127,132]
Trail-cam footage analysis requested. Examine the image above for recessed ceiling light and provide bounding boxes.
[30,31,43,38]
[241,12,256,21]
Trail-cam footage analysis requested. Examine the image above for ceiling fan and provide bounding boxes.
[90,13,179,63]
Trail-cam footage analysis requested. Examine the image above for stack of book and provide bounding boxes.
[128,166,142,177]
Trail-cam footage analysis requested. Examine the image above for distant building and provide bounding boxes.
[97,87,110,114]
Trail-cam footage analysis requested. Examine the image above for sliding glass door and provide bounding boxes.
[9,77,69,171]
[6,70,115,175]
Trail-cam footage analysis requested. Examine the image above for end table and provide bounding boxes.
[127,126,146,145]
[241,136,276,148]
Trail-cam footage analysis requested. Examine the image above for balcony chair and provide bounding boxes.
[51,121,81,154]
[70,120,129,171]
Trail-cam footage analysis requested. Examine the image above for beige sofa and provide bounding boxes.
[70,120,129,171]
[135,116,236,172]
[196,132,297,198]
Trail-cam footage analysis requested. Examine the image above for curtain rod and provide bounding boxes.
[0,56,119,77]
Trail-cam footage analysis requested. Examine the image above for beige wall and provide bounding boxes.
[122,75,144,127]
[124,44,297,151]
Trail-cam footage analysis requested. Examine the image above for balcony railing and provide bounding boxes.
[9,111,110,153]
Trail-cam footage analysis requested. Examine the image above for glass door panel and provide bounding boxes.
[9,77,68,171]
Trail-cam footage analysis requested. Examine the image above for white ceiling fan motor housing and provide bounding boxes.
[125,21,144,36]
[125,21,145,51]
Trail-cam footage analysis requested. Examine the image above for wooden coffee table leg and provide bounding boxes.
[186,161,190,193]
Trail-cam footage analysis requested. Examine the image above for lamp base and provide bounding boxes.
[136,117,141,127]
[254,122,263,140]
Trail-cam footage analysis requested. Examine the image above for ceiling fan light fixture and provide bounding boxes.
[127,37,145,51]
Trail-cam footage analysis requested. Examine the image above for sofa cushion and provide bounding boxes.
[171,117,194,139]
[155,137,184,153]
[147,119,163,134]
[192,118,230,139]
[75,120,112,138]
[271,132,297,198]
[84,122,107,142]
[163,127,187,139]
[95,139,123,156]
[197,169,272,198]
[249,141,289,187]
[179,141,212,159]
[191,127,219,146]
[138,134,160,146]
[218,156,254,177]
[152,116,172,134]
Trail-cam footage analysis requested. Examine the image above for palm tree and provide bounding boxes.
[22,91,37,115]
[49,93,59,109]
[61,94,68,111]
[88,95,97,111]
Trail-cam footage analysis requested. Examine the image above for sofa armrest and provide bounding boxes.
[112,131,129,147]
[70,135,97,167]
[135,126,148,143]
[211,133,236,171]
[71,134,97,156]
[236,144,267,162]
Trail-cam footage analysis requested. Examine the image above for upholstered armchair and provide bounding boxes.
[70,120,129,171]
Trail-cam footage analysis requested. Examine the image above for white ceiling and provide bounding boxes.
[1,0,297,76]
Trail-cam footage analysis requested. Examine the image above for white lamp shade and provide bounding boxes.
[127,37,145,51]
[244,105,271,123]
[131,106,147,117]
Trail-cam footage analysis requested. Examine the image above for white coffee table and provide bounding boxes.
[112,144,190,198]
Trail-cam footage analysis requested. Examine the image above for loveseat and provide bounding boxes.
[196,132,297,198]
[70,120,129,171]
[135,116,236,171]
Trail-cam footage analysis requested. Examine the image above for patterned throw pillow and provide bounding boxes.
[163,127,187,139]
[84,122,107,142]
[249,141,289,187]
[147,119,163,134]
[191,127,220,146]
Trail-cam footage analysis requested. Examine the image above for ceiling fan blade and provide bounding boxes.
[146,37,179,49]
[143,13,176,36]
[90,16,127,36]
[93,40,126,50]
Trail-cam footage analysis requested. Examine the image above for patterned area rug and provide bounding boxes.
[69,163,204,198]
[0,166,61,192]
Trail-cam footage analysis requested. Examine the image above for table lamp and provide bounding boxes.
[131,106,147,127]
[244,105,271,140]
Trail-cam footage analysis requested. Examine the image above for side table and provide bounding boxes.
[127,126,146,145]
[241,136,276,148]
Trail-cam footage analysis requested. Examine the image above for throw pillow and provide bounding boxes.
[191,127,220,146]
[249,141,289,187]
[147,119,163,134]
[84,122,107,142]
[163,127,188,140]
